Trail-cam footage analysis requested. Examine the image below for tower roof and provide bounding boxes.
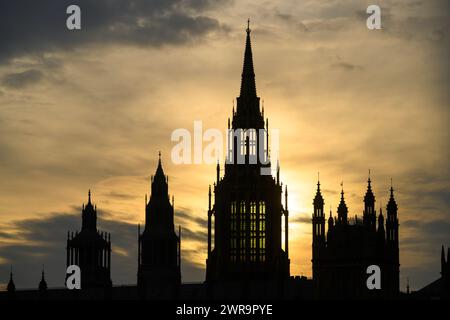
[364,170,375,205]
[39,266,47,292]
[239,19,257,99]
[82,190,97,231]
[387,180,398,211]
[7,267,15,293]
[338,191,348,214]
[337,184,348,219]
[313,175,324,206]
[152,152,167,195]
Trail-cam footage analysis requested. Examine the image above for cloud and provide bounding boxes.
[0,0,230,64]
[0,208,205,289]
[2,69,44,89]
[291,215,311,225]
[330,62,363,71]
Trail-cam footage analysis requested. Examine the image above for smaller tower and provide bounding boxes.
[386,180,400,294]
[337,183,348,225]
[312,175,325,294]
[138,154,181,299]
[363,171,376,231]
[66,191,112,290]
[312,176,325,249]
[328,207,334,230]
[39,266,48,297]
[7,266,15,295]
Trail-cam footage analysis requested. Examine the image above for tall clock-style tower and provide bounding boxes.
[206,22,290,296]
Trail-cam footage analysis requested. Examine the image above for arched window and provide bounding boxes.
[258,201,266,262]
[250,201,257,261]
[248,129,257,156]
[230,201,237,262]
[239,200,246,261]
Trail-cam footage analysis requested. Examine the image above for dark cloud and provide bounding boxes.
[331,62,363,71]
[402,218,450,241]
[176,208,207,227]
[0,208,205,289]
[2,69,44,88]
[400,218,450,289]
[103,191,138,201]
[0,0,229,64]
[291,215,311,224]
[181,226,208,243]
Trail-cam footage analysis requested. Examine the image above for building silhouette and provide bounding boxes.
[66,191,112,291]
[205,21,290,298]
[137,153,181,299]
[312,175,399,298]
[7,21,449,301]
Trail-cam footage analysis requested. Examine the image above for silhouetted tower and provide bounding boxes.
[138,154,181,299]
[337,185,348,225]
[206,21,290,291]
[66,191,112,290]
[7,267,15,295]
[38,266,47,298]
[363,172,376,231]
[312,176,325,295]
[386,182,399,294]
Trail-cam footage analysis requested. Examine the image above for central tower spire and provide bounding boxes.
[240,19,257,99]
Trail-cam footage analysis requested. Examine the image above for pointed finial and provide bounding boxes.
[368,169,371,183]
[88,189,91,203]
[247,18,251,34]
[407,277,410,294]
[317,172,320,187]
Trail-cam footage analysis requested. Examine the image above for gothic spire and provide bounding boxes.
[152,152,168,194]
[328,205,334,227]
[313,173,324,207]
[82,190,97,231]
[239,19,257,99]
[364,169,375,206]
[39,265,47,292]
[387,179,398,212]
[7,266,15,293]
[337,182,348,224]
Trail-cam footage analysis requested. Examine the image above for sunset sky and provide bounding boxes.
[0,0,448,291]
